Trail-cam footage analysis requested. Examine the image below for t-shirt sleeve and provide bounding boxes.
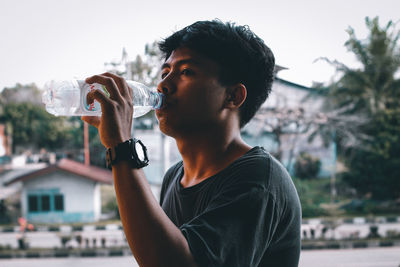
[160,162,182,205]
[180,186,280,267]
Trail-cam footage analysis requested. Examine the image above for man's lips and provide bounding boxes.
[156,100,172,114]
[159,102,169,110]
[160,98,175,109]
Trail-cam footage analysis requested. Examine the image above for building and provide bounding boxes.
[0,123,12,157]
[242,77,335,177]
[4,158,112,224]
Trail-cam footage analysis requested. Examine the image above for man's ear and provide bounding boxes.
[225,83,247,109]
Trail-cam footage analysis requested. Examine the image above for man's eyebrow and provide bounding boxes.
[161,59,202,70]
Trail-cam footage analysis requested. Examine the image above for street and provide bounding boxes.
[300,247,400,267]
[0,247,399,267]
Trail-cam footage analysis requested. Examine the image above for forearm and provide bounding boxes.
[112,161,196,267]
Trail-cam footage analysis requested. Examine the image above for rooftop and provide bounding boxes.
[4,158,113,186]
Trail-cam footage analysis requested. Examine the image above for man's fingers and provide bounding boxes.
[86,89,118,120]
[87,88,111,107]
[81,116,100,128]
[101,72,132,99]
[86,74,123,101]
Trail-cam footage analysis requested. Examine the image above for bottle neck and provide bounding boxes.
[151,92,164,109]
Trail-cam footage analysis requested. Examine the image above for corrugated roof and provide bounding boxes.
[274,77,314,91]
[4,158,113,186]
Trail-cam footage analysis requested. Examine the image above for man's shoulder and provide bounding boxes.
[163,161,183,186]
[232,146,270,172]
[243,147,290,179]
[226,146,273,187]
[233,147,299,203]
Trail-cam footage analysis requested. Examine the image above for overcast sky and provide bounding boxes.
[0,0,399,91]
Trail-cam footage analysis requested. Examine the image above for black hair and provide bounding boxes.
[158,20,275,128]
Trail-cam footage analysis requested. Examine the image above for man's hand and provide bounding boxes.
[81,72,133,148]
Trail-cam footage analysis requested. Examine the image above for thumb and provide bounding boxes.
[81,116,101,128]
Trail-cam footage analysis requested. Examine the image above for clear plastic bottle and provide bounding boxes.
[42,80,164,117]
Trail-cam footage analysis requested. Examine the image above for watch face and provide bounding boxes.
[135,141,146,161]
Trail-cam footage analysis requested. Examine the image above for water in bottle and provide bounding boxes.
[42,80,164,118]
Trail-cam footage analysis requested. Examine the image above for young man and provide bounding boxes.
[82,20,301,267]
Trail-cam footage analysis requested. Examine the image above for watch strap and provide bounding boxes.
[106,139,149,169]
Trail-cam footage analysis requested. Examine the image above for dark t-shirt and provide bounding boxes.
[160,146,301,267]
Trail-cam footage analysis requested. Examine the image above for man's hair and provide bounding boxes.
[158,20,275,128]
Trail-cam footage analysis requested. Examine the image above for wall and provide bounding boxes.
[244,79,335,177]
[22,171,98,223]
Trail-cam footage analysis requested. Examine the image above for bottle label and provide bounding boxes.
[82,83,110,112]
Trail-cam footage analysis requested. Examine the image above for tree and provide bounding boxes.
[320,17,400,200]
[248,104,308,162]
[105,42,165,125]
[342,108,400,200]
[61,117,106,167]
[294,152,321,179]
[0,102,71,152]
[105,42,163,88]
[0,83,42,105]
[0,84,75,153]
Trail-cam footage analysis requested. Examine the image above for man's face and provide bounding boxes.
[155,47,228,138]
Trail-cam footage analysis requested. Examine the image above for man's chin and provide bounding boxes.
[158,123,176,138]
[156,116,173,136]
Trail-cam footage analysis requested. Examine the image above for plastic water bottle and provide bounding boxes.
[42,80,164,117]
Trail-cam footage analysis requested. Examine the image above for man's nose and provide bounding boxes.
[157,85,169,95]
[157,75,176,95]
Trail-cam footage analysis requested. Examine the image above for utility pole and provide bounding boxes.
[330,131,337,203]
[84,122,90,166]
[122,47,132,80]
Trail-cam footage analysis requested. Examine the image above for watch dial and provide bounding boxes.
[135,142,145,161]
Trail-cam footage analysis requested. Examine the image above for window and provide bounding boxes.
[54,194,64,211]
[41,195,50,211]
[27,192,64,212]
[28,195,38,212]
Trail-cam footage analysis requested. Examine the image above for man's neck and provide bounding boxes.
[176,130,251,188]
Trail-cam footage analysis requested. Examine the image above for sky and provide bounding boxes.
[0,0,399,91]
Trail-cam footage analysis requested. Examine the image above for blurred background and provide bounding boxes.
[0,0,399,266]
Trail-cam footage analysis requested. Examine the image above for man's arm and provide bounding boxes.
[82,72,196,267]
[112,161,196,267]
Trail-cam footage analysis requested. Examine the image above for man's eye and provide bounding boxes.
[161,72,168,79]
[181,69,192,75]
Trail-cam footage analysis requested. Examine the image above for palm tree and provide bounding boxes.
[326,17,400,116]
[315,17,400,200]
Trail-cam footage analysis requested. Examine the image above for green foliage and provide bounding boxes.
[0,83,42,105]
[88,125,106,168]
[0,83,107,166]
[294,152,321,179]
[328,17,400,116]
[0,102,71,151]
[64,117,106,167]
[0,84,73,152]
[102,198,120,219]
[340,198,400,215]
[322,17,400,200]
[292,178,329,218]
[0,200,11,224]
[342,108,400,200]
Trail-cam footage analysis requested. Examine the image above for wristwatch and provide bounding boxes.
[106,138,149,169]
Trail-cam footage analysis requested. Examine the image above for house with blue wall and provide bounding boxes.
[242,77,336,177]
[5,158,112,224]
